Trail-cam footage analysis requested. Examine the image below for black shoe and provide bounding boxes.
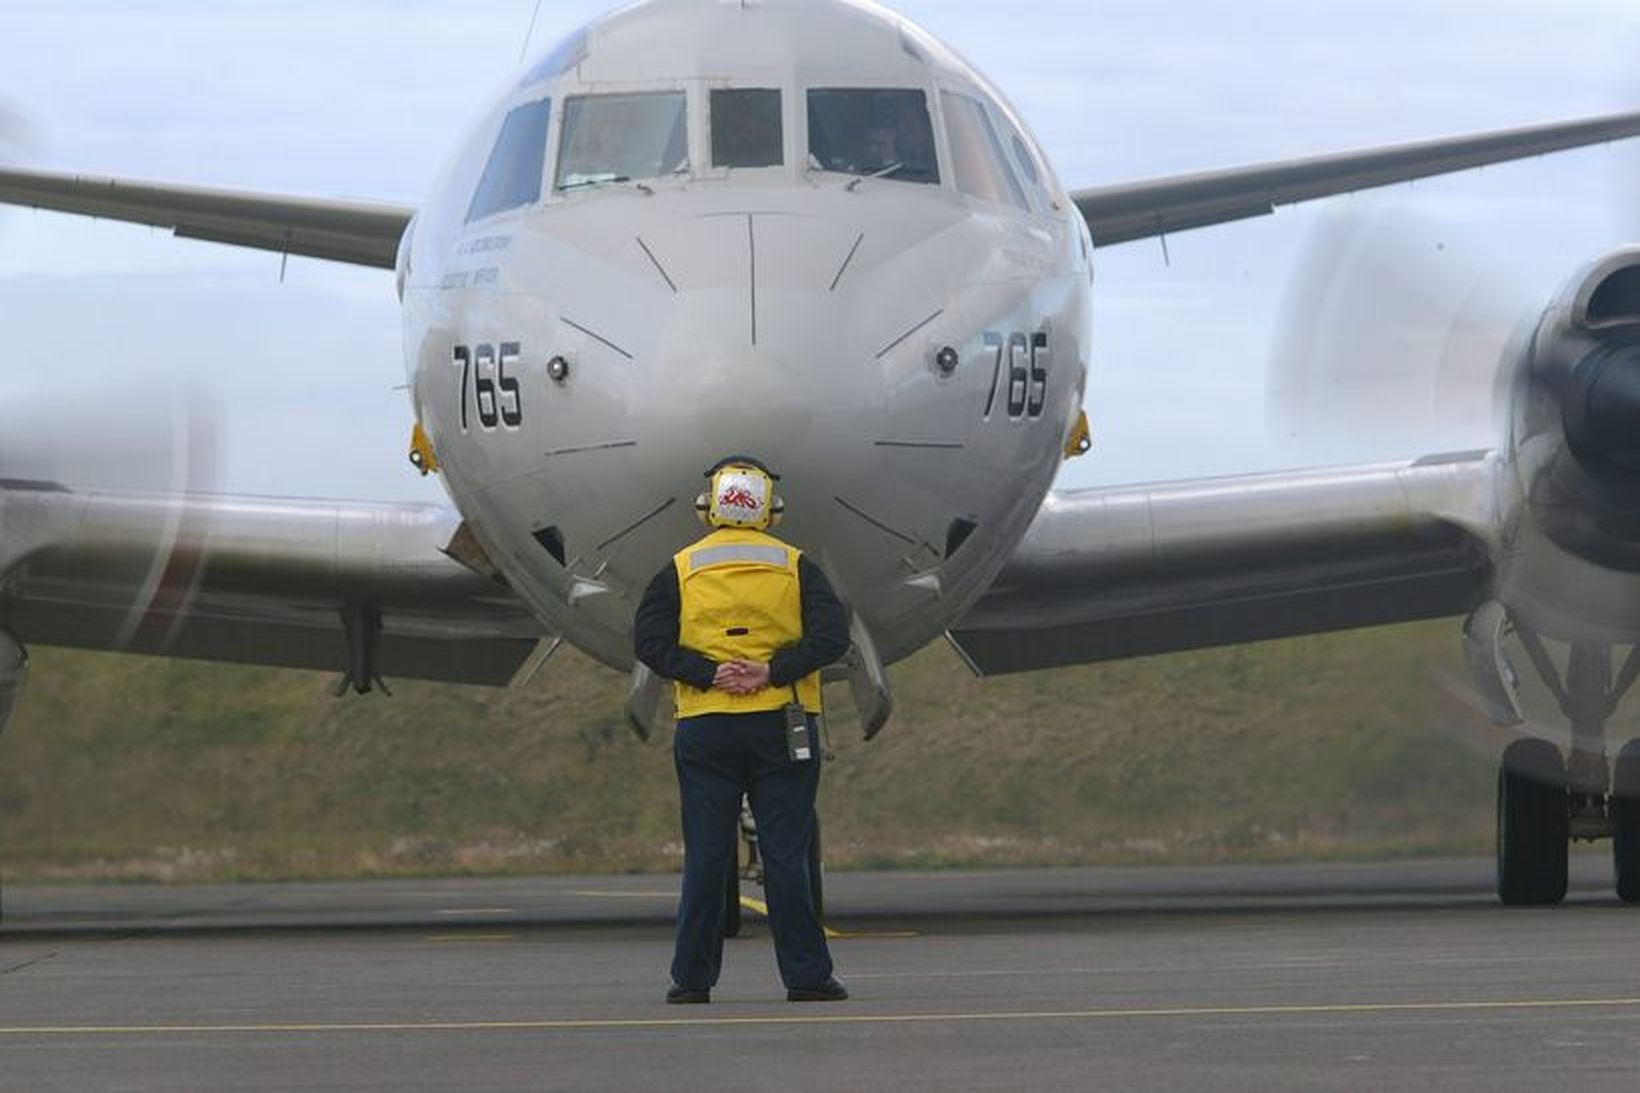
[786,976,848,1002]
[666,984,710,1004]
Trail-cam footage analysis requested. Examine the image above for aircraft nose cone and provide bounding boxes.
[640,211,884,467]
[686,352,817,454]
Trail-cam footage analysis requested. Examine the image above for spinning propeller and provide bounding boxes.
[0,104,220,648]
[1268,201,1640,903]
[1267,204,1522,467]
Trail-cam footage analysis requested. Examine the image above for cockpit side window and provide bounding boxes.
[1009,132,1042,188]
[711,89,784,169]
[556,92,688,191]
[997,110,1053,213]
[941,91,1028,210]
[806,89,939,185]
[466,98,552,223]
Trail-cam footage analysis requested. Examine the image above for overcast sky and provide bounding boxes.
[3,0,1640,500]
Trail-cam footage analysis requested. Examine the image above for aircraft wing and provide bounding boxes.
[1074,110,1640,246]
[0,485,551,687]
[0,167,413,268]
[946,454,1498,675]
[11,107,1638,262]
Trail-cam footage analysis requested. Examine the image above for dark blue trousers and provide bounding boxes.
[671,709,833,991]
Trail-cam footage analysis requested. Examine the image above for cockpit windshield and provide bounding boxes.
[807,89,939,185]
[467,98,552,223]
[712,89,783,169]
[556,92,688,190]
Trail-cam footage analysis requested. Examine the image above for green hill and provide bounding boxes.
[0,621,1613,883]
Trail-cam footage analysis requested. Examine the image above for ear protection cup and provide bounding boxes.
[695,492,713,527]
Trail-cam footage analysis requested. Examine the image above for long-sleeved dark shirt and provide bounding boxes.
[634,551,850,695]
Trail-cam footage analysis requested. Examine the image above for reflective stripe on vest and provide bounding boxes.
[687,544,790,571]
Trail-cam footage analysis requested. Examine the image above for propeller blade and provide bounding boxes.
[0,366,218,497]
[0,99,39,155]
[1267,205,1523,464]
[0,98,42,243]
[0,366,221,652]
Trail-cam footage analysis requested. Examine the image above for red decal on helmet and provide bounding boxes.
[719,486,758,510]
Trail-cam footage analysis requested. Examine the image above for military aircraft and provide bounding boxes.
[2,0,1640,909]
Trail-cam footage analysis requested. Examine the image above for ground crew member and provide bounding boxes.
[635,455,851,1004]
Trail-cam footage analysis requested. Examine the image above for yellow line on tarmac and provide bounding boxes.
[5,997,1640,1037]
[827,929,920,940]
[739,895,922,941]
[421,934,516,943]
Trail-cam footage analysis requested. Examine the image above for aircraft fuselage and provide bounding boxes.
[401,0,1091,668]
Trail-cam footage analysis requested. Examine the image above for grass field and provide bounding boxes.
[0,620,1620,883]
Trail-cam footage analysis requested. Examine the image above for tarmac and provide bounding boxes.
[2,857,1639,1091]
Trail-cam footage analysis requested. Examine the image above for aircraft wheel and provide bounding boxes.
[724,844,742,938]
[808,813,824,923]
[1612,739,1640,903]
[1497,738,1569,906]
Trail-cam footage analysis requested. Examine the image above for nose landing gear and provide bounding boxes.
[723,797,825,938]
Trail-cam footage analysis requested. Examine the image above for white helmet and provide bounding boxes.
[696,455,784,530]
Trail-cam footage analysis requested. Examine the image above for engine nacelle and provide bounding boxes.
[1516,248,1640,571]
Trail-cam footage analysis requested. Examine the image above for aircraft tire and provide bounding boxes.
[1612,740,1640,903]
[1497,738,1569,906]
[724,844,742,939]
[808,813,824,924]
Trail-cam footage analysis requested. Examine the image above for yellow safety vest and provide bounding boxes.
[673,527,824,718]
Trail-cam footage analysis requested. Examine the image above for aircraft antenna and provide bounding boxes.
[519,0,545,63]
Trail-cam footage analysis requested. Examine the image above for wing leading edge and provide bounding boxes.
[0,167,413,268]
[948,454,1498,675]
[0,486,550,687]
[1074,110,1640,246]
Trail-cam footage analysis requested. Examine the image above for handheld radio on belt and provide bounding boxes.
[783,686,835,762]
[784,685,811,762]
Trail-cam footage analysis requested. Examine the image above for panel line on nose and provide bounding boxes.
[748,213,758,347]
[544,440,639,459]
[834,496,919,546]
[560,317,633,361]
[635,236,678,294]
[596,497,678,552]
[830,232,866,293]
[876,309,944,360]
